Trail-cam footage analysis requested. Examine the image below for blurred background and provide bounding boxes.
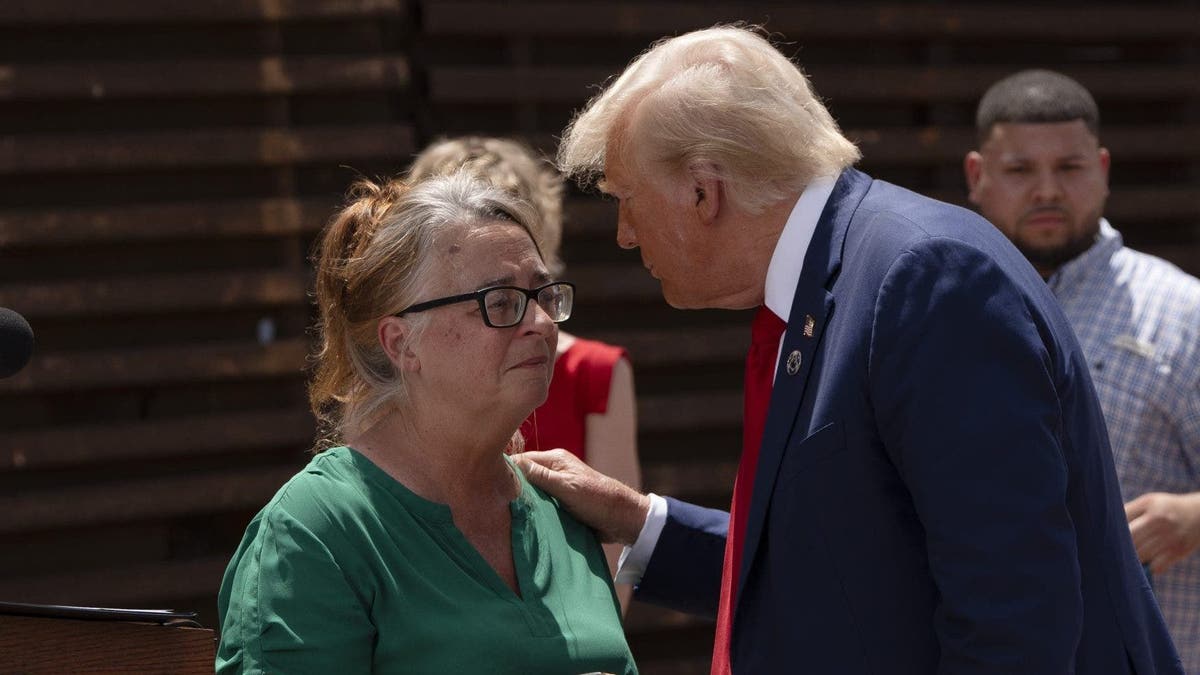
[1,1,1197,672]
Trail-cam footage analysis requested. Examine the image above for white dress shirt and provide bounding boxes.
[616,176,838,584]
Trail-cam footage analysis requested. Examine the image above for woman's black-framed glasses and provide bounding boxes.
[395,281,575,328]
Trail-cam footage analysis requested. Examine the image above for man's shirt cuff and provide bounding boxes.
[614,493,668,584]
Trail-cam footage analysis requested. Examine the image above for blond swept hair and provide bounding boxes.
[409,137,565,275]
[309,171,538,447]
[558,24,861,214]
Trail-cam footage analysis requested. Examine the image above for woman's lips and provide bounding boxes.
[512,355,548,369]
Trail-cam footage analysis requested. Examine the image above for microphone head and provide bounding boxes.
[0,307,34,379]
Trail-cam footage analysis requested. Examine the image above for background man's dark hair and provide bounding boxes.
[975,69,1100,141]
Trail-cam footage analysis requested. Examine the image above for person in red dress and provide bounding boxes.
[409,137,642,610]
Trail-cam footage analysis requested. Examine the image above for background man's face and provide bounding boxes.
[965,120,1110,276]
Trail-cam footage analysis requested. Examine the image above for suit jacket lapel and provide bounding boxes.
[736,168,872,598]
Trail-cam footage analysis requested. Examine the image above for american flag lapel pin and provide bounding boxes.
[803,314,815,338]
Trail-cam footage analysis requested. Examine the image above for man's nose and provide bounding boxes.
[616,210,638,250]
[1032,169,1064,204]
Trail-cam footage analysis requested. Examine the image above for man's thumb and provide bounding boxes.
[512,453,545,484]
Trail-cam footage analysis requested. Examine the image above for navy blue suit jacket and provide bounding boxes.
[637,169,1182,674]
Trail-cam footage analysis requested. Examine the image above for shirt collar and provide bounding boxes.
[1047,218,1122,293]
[764,176,838,322]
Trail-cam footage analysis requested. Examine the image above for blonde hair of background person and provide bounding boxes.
[410,136,642,613]
[216,172,637,674]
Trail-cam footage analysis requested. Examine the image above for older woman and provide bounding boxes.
[409,136,642,610]
[215,172,637,674]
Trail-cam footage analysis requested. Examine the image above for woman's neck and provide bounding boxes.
[347,411,518,509]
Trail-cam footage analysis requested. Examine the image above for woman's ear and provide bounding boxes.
[378,316,420,374]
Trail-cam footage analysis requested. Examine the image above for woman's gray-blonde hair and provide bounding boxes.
[309,170,539,447]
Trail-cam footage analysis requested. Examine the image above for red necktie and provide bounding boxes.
[712,306,788,675]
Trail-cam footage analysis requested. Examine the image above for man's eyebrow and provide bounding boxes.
[999,151,1086,163]
[998,151,1030,162]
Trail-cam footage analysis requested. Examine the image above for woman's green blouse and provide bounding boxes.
[216,446,637,675]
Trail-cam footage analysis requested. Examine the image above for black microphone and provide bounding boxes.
[0,307,34,378]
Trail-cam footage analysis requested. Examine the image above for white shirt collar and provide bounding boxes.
[763,176,838,322]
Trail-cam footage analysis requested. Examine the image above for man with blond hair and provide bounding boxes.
[516,25,1182,674]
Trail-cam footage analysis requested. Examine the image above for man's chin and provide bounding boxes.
[660,282,699,310]
[662,292,693,310]
[1017,239,1092,272]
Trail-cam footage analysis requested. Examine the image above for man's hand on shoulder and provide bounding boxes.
[513,449,650,546]
[1126,491,1200,575]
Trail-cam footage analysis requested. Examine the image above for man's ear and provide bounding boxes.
[963,151,984,205]
[688,163,723,225]
[378,316,420,374]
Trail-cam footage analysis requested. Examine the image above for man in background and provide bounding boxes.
[966,69,1200,672]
